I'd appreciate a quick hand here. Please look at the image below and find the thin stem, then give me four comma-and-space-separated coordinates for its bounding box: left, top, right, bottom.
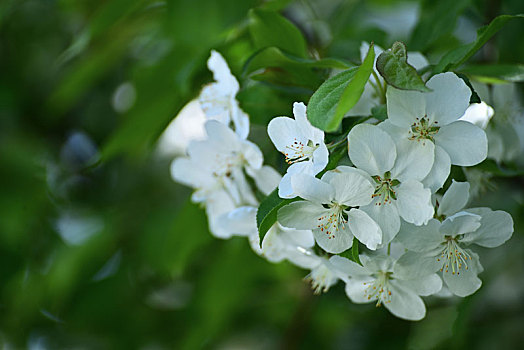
371, 70, 387, 104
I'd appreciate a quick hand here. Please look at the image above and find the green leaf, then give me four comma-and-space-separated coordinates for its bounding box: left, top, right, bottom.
244, 47, 350, 75
434, 14, 524, 73
334, 44, 375, 121
306, 68, 357, 131
339, 237, 361, 265
243, 47, 350, 89
371, 104, 387, 121
459, 64, 524, 83
352, 238, 361, 265
248, 9, 308, 58
376, 41, 431, 92
307, 44, 375, 132
256, 189, 296, 242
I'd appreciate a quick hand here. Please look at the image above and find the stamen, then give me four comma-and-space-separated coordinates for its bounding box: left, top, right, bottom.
316, 203, 347, 240
364, 271, 393, 306
372, 172, 400, 206
305, 263, 336, 294
408, 115, 440, 144
438, 237, 472, 275
284, 138, 319, 164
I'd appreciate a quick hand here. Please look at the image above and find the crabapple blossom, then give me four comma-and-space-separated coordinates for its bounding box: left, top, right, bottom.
343, 254, 442, 321
383, 72, 488, 192
199, 50, 250, 139
277, 169, 381, 253
171, 120, 262, 206
395, 209, 513, 296
347, 124, 434, 245
268, 102, 329, 198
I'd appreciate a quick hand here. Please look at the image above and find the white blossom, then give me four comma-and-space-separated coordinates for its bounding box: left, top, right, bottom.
199, 50, 250, 139
277, 168, 381, 253
303, 255, 356, 294
459, 101, 494, 130
261, 223, 316, 266
171, 120, 263, 205
384, 72, 488, 192
268, 102, 329, 198
343, 254, 442, 321
395, 210, 513, 297
347, 123, 434, 245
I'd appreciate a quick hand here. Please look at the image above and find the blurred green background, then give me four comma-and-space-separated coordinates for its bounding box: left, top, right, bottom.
1, 0, 523, 348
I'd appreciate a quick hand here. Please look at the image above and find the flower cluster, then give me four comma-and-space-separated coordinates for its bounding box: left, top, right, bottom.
168, 50, 515, 321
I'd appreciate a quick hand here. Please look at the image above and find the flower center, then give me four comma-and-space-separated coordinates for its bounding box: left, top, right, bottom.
211, 150, 246, 178
305, 262, 338, 294
408, 115, 439, 143
284, 138, 319, 164
316, 203, 347, 240
200, 84, 232, 115
437, 236, 471, 275
364, 271, 392, 306
372, 172, 400, 205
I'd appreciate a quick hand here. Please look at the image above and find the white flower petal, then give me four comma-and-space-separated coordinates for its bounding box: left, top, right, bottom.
394, 251, 442, 280
396, 179, 434, 225
425, 72, 470, 125
407, 52, 429, 70
462, 208, 514, 248
170, 158, 215, 190
442, 250, 482, 297
347, 124, 397, 176
459, 102, 494, 130
400, 274, 442, 296
360, 254, 394, 273
278, 172, 295, 198
437, 180, 470, 217
247, 165, 282, 195
278, 201, 327, 230
241, 139, 263, 170
293, 102, 324, 142
261, 224, 315, 265
313, 225, 354, 254
322, 171, 374, 207
421, 145, 451, 193
208, 50, 239, 94
231, 105, 250, 139
329, 256, 369, 278
214, 206, 258, 238
268, 117, 303, 154
440, 212, 481, 236
386, 281, 427, 321
434, 120, 488, 166
347, 208, 382, 250
386, 87, 426, 128
390, 134, 435, 182
345, 277, 376, 303
359, 200, 400, 247
378, 120, 435, 182
312, 143, 329, 174
395, 219, 443, 252
327, 165, 374, 185
261, 224, 287, 263
205, 190, 237, 238
291, 173, 335, 203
